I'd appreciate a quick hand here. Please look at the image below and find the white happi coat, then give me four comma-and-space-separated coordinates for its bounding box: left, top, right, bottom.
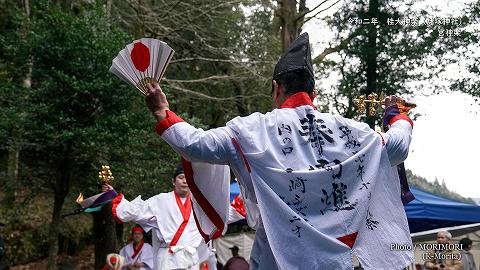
156, 92, 415, 270
119, 242, 154, 270
113, 191, 216, 270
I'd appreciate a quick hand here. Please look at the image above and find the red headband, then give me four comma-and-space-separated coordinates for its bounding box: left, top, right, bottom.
131, 226, 144, 234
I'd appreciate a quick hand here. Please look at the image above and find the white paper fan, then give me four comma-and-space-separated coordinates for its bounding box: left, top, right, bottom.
106, 253, 125, 270
109, 38, 174, 95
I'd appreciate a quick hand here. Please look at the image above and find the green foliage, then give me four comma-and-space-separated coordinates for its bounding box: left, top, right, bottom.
110, 0, 279, 123
0, 197, 51, 264
1, 1, 266, 264
0, 3, 30, 150
0, 191, 93, 265
450, 0, 480, 100
0, 1, 201, 265
316, 0, 472, 122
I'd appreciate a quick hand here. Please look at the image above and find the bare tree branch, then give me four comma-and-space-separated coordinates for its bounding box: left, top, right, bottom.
166, 83, 270, 101
170, 57, 275, 65
112, 0, 274, 107
313, 27, 361, 63
303, 0, 342, 24
295, 0, 330, 22
164, 75, 229, 83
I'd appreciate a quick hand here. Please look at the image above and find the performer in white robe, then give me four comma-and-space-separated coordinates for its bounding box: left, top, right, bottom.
119, 226, 154, 270
143, 33, 416, 270
107, 165, 218, 270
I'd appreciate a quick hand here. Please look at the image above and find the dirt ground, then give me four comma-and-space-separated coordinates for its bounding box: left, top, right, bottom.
9, 245, 95, 270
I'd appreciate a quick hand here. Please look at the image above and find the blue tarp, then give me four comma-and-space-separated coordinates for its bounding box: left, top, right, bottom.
406, 187, 480, 232
229, 182, 480, 233
230, 181, 241, 201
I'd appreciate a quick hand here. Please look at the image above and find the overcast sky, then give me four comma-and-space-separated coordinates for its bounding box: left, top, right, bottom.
303, 0, 480, 198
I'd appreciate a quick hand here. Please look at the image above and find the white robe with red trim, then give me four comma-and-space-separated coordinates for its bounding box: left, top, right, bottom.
119, 242, 154, 270
113, 191, 216, 270
157, 93, 414, 270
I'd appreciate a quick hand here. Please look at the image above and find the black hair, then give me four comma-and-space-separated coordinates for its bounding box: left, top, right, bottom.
273, 69, 315, 96
173, 163, 184, 179
459, 238, 472, 249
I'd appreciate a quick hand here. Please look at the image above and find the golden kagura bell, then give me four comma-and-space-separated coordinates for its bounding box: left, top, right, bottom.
98, 165, 114, 185
353, 92, 417, 116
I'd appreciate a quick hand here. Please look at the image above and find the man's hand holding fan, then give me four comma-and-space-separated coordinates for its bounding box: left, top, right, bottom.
145, 82, 169, 121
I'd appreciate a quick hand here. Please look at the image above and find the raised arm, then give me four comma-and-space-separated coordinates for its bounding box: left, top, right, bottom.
102, 184, 157, 229
145, 83, 232, 164
381, 96, 414, 166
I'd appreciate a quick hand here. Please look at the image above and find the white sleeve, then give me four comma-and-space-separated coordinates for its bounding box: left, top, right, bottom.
119, 246, 129, 269
382, 120, 413, 166
157, 111, 234, 241
140, 244, 154, 270
114, 195, 158, 231
119, 246, 127, 258
161, 122, 233, 164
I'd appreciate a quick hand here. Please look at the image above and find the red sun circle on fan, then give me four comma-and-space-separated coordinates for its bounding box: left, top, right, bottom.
130, 42, 150, 72
109, 256, 118, 265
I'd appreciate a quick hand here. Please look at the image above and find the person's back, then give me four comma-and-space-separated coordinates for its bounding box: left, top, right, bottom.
222, 93, 413, 269
153, 92, 413, 270
144, 33, 414, 270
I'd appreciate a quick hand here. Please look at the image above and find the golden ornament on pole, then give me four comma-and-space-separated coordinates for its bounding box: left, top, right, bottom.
353, 92, 384, 117
98, 165, 114, 185
354, 92, 417, 116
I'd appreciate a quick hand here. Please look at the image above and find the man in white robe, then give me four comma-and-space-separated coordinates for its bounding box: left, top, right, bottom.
144, 33, 416, 270
106, 165, 218, 270
119, 226, 154, 270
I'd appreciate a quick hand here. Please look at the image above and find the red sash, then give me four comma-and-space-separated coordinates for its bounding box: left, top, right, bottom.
168, 192, 192, 253
131, 239, 144, 259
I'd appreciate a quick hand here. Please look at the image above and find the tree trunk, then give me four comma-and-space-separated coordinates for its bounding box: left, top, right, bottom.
364, 0, 379, 129
233, 82, 248, 116
116, 222, 124, 248
23, 0, 30, 16
297, 0, 307, 35
4, 0, 32, 205
5, 146, 19, 202
46, 192, 66, 270
277, 0, 299, 51
22, 0, 31, 89
93, 202, 118, 270
47, 153, 72, 270
4, 0, 31, 205
2, 146, 20, 207
106, 0, 112, 17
